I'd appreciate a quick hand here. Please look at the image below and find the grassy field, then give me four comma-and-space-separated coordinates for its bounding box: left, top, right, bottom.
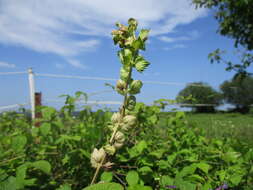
185, 113, 253, 146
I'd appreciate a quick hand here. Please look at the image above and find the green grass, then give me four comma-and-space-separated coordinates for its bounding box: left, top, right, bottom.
185, 113, 253, 146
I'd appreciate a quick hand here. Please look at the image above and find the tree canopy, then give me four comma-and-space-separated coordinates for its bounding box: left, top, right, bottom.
176, 82, 222, 112
193, 0, 253, 75
220, 75, 253, 113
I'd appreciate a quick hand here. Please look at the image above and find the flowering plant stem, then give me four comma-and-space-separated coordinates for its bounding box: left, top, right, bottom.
90, 67, 132, 185
89, 18, 150, 185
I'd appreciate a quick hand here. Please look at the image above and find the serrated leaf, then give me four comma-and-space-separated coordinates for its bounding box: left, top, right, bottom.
161, 176, 174, 187
126, 171, 139, 186
195, 162, 210, 174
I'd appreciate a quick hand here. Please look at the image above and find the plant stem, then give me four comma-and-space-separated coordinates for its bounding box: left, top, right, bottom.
90, 66, 133, 185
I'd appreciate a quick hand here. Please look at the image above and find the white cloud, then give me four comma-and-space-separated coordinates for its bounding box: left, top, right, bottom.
0, 61, 16, 68
0, 0, 207, 58
67, 59, 87, 69
163, 44, 187, 50
158, 30, 200, 43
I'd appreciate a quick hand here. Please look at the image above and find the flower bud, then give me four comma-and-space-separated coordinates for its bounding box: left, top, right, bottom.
113, 142, 124, 149
128, 18, 138, 27
91, 148, 106, 168
116, 79, 126, 95
129, 80, 143, 94
111, 112, 121, 123
115, 131, 125, 143
104, 144, 116, 155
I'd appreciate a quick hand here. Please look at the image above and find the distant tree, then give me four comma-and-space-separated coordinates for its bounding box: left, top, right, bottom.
220, 76, 253, 113
193, 0, 253, 76
176, 82, 222, 113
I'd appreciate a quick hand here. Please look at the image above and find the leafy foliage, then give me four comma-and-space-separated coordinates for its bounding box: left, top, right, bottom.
220, 75, 253, 113
176, 82, 222, 112
193, 0, 253, 75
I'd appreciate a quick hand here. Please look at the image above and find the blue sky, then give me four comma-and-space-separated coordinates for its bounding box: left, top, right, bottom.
0, 0, 250, 110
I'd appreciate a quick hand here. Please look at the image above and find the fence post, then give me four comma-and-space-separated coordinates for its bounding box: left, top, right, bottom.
35, 92, 42, 127
28, 68, 36, 121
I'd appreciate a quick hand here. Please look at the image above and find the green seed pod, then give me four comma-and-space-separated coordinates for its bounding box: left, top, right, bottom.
113, 142, 124, 149
104, 144, 116, 155
115, 131, 125, 143
111, 112, 121, 123
116, 79, 126, 95
122, 115, 137, 131
120, 67, 129, 81
90, 148, 106, 168
129, 80, 143, 94
126, 95, 136, 110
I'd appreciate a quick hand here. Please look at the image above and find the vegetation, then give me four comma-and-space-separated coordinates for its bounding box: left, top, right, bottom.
220, 75, 253, 113
176, 82, 222, 113
1, 18, 253, 190
193, 0, 253, 76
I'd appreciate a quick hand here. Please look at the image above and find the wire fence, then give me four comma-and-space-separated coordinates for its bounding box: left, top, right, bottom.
0, 69, 252, 115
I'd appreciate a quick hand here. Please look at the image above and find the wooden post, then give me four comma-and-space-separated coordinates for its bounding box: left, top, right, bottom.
35, 92, 42, 127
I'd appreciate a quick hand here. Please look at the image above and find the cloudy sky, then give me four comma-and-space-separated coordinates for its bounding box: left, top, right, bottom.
0, 0, 243, 109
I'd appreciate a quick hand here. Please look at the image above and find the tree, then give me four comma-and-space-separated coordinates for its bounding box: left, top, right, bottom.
176, 82, 222, 113
193, 0, 253, 76
220, 75, 253, 113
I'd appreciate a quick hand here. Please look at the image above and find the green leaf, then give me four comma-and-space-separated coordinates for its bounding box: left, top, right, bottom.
128, 140, 148, 158
149, 149, 166, 159
177, 165, 197, 178
161, 176, 174, 187
56, 184, 72, 190
216, 170, 226, 181
101, 172, 113, 182
31, 160, 51, 174
138, 166, 152, 174
132, 38, 145, 50
127, 185, 152, 190
126, 171, 139, 186
40, 123, 51, 136
82, 183, 123, 190
202, 183, 212, 190
222, 151, 241, 163
11, 135, 27, 152
230, 174, 243, 186
195, 162, 210, 174
134, 56, 150, 72
42, 107, 56, 120
0, 176, 17, 190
